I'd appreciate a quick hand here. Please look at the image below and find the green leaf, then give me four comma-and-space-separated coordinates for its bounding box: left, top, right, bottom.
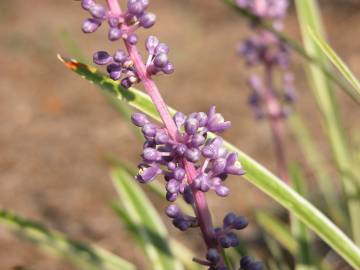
295, 0, 360, 246
59, 56, 360, 269
112, 203, 200, 270
289, 114, 346, 227
0, 208, 136, 270
308, 28, 360, 99
256, 211, 298, 254
105, 153, 193, 216
290, 165, 315, 269
111, 167, 184, 270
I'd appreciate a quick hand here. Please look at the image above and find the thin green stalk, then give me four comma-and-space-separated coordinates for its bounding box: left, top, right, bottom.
295, 0, 360, 245
289, 114, 346, 227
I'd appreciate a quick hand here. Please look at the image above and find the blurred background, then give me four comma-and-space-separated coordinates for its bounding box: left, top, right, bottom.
1, 0, 360, 269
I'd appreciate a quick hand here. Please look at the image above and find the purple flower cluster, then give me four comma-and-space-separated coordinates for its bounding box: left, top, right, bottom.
92, 35, 173, 88
81, 0, 155, 41
80, 0, 173, 88
131, 106, 244, 201
79, 1, 262, 268
236, 0, 288, 21
236, 0, 295, 119
132, 107, 255, 268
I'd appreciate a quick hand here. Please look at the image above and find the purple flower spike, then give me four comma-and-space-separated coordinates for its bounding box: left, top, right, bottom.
78, 0, 255, 267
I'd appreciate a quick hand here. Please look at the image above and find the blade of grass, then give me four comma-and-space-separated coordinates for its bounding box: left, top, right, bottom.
295, 0, 360, 245
111, 167, 184, 270
0, 208, 136, 270
256, 211, 298, 254
290, 165, 315, 269
112, 203, 200, 270
105, 153, 193, 215
308, 28, 360, 99
59, 30, 88, 64
59, 56, 360, 268
289, 113, 346, 227
263, 234, 291, 270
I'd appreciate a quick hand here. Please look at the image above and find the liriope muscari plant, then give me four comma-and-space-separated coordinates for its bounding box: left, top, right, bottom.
80, 0, 262, 269
236, 0, 294, 182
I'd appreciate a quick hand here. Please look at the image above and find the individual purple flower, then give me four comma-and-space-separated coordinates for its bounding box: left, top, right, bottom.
240, 256, 264, 270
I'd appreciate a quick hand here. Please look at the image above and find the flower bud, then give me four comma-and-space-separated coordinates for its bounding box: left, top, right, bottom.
93, 51, 112, 65
139, 12, 156, 28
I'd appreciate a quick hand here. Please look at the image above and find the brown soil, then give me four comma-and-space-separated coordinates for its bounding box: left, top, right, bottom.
0, 1, 359, 269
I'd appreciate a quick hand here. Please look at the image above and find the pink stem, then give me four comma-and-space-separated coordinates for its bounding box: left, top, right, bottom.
106, 0, 225, 264
264, 64, 289, 184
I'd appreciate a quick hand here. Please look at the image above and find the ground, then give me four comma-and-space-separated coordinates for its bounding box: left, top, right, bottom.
0, 0, 359, 269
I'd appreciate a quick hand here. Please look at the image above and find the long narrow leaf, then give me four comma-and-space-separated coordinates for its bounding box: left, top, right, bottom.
111, 167, 184, 270
112, 203, 200, 270
295, 0, 360, 245
289, 114, 345, 227
105, 153, 193, 215
59, 56, 360, 268
0, 208, 136, 270
256, 211, 298, 254
308, 28, 360, 99
290, 165, 315, 269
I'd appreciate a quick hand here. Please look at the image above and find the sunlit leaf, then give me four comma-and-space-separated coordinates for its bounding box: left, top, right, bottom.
59, 56, 360, 269
0, 208, 136, 270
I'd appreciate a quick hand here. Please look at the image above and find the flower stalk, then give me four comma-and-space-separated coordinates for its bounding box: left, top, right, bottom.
106, 0, 224, 264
